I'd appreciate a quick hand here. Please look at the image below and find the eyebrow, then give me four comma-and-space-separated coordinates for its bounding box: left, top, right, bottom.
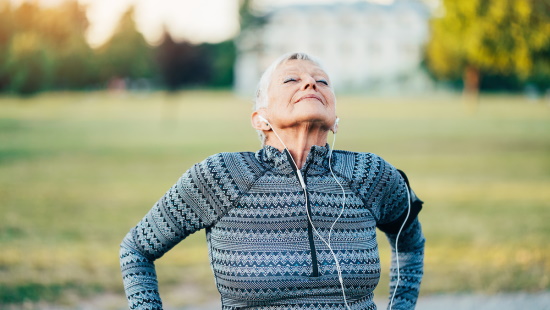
281, 70, 329, 78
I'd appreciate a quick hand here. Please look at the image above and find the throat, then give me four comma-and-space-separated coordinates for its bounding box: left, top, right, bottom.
264, 123, 329, 169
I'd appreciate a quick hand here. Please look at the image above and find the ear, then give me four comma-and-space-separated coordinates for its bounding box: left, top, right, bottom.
331, 116, 339, 134
251, 110, 270, 131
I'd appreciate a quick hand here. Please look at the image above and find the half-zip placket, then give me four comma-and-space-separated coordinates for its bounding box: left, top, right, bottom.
285, 150, 320, 277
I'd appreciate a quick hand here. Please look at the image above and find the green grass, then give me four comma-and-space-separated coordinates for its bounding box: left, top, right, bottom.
0, 91, 549, 306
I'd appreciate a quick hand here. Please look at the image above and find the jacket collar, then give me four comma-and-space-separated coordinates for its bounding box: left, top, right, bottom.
255, 144, 331, 175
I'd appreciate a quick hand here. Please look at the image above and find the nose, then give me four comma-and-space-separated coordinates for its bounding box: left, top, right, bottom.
301, 75, 317, 91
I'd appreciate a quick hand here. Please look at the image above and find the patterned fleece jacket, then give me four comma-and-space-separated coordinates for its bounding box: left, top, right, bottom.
120, 145, 425, 310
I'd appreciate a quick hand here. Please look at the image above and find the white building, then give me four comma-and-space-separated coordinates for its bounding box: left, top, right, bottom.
234, 0, 432, 95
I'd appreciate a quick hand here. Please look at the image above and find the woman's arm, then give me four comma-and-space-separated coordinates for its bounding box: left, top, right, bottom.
120, 230, 163, 309
376, 167, 425, 309
385, 218, 425, 309
119, 162, 222, 310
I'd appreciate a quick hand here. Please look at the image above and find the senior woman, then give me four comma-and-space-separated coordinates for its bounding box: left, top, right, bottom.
120, 52, 425, 310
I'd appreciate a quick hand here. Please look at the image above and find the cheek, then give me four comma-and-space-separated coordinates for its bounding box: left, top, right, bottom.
269, 96, 289, 112
324, 91, 336, 109
266, 94, 292, 121
269, 85, 294, 105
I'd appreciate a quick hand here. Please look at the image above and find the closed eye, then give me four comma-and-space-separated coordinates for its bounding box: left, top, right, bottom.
317, 79, 329, 86
284, 78, 297, 83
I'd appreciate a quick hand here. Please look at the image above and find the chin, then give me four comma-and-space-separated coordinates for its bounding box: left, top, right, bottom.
293, 113, 333, 128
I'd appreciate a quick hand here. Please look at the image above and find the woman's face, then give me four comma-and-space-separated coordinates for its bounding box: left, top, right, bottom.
264, 59, 336, 130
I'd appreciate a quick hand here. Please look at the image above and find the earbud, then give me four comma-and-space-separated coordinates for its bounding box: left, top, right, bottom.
257, 112, 350, 309
332, 117, 340, 133
258, 115, 269, 124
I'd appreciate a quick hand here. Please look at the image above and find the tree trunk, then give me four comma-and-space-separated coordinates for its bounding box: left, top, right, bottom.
463, 65, 480, 112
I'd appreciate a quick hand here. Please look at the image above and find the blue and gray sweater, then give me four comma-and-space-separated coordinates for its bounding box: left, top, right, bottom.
120, 145, 425, 309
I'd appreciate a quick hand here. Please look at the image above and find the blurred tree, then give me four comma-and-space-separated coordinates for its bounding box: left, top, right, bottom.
4, 31, 56, 94
426, 0, 550, 97
159, 0, 260, 90
155, 33, 236, 90
529, 43, 550, 91
239, 0, 265, 30
0, 2, 15, 91
0, 1, 99, 94
0, 0, 238, 94
1, 3, 56, 94
155, 31, 210, 91
50, 1, 99, 89
96, 6, 156, 83
202, 40, 236, 87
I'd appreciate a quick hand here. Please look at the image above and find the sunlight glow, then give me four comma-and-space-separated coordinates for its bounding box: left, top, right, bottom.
79, 0, 240, 47
11, 0, 400, 47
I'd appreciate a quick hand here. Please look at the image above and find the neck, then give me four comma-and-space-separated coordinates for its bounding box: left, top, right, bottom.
265, 125, 328, 169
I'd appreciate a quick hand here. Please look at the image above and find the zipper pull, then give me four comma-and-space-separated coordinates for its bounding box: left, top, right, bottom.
297, 169, 306, 189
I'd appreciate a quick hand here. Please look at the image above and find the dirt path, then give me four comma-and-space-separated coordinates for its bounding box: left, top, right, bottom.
174, 292, 550, 310
414, 292, 550, 310
6, 291, 550, 309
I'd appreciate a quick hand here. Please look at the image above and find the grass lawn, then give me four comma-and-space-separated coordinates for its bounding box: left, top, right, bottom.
0, 90, 549, 307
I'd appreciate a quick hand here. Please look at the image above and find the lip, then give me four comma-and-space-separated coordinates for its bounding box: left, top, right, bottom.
296, 94, 323, 104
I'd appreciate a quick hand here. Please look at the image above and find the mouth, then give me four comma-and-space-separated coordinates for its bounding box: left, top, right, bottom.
296, 94, 323, 104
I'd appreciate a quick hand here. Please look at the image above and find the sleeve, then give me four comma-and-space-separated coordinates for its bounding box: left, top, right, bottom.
119, 158, 229, 310
376, 167, 425, 310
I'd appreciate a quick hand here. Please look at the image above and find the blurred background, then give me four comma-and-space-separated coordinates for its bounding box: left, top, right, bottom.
0, 0, 549, 309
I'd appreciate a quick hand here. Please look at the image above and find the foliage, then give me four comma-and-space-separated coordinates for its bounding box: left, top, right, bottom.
239, 0, 266, 30
0, 92, 549, 306
0, 1, 237, 95
95, 7, 156, 82
202, 40, 237, 88
155, 33, 236, 91
155, 33, 211, 91
425, 0, 550, 92
3, 31, 56, 94
0, 2, 93, 94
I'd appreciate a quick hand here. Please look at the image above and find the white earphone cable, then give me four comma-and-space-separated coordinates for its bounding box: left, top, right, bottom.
327, 131, 351, 310
389, 185, 411, 309
263, 118, 350, 309
328, 131, 346, 244
263, 118, 410, 310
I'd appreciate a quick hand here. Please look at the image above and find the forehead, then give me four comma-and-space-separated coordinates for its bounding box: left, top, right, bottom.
273, 59, 328, 77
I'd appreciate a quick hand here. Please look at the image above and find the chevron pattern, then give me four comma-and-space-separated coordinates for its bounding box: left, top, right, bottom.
120, 145, 424, 309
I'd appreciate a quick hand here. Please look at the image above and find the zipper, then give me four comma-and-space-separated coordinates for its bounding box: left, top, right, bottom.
301, 169, 320, 277
285, 150, 319, 277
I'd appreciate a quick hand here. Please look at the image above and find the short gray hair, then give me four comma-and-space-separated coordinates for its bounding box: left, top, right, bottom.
254, 52, 325, 112
253, 52, 328, 145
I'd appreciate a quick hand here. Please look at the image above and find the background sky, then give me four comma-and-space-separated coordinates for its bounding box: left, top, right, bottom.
10, 0, 401, 47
